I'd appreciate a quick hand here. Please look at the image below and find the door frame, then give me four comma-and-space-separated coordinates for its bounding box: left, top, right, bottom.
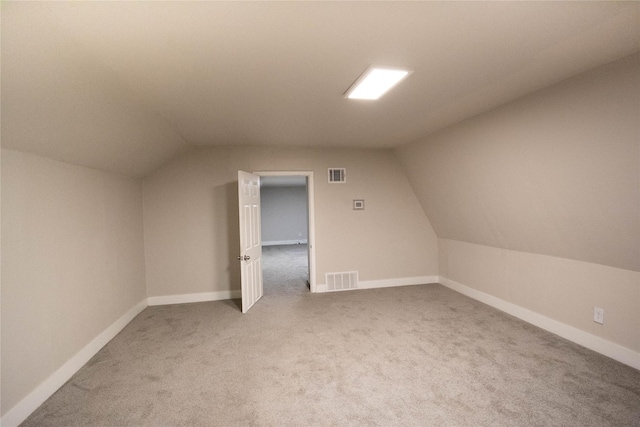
254, 171, 317, 293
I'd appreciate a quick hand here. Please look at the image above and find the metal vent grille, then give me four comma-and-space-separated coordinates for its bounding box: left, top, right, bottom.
326, 271, 358, 291
328, 168, 346, 183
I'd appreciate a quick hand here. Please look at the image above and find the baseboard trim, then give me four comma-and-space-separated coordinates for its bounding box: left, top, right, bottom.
315, 275, 438, 293
262, 240, 308, 246
440, 276, 640, 371
359, 275, 439, 290
147, 290, 241, 306
1, 299, 148, 427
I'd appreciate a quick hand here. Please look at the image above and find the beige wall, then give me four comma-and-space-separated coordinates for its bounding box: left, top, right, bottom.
143, 146, 438, 297
1, 149, 147, 415
397, 53, 639, 272
440, 239, 640, 352
397, 54, 639, 353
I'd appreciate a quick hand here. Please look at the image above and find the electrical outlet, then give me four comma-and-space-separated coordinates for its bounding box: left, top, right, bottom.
593, 307, 604, 325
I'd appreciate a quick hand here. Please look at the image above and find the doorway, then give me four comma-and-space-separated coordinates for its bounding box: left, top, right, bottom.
256, 171, 316, 294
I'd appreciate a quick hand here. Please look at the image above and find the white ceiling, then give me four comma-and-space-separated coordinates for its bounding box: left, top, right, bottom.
2, 1, 639, 177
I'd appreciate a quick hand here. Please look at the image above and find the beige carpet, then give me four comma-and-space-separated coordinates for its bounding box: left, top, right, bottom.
21, 246, 640, 426
262, 243, 310, 295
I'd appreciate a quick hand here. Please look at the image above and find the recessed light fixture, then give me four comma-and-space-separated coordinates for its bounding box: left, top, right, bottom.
344, 66, 413, 100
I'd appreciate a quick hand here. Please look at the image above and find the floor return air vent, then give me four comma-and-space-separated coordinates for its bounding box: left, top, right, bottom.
325, 271, 358, 291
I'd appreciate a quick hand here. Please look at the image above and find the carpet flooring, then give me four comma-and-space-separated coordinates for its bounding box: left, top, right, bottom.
20, 245, 640, 426
262, 244, 310, 295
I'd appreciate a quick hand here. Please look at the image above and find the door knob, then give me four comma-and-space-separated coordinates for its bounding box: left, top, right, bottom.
237, 255, 250, 261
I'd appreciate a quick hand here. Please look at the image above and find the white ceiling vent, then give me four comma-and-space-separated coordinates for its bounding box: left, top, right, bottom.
328, 168, 346, 183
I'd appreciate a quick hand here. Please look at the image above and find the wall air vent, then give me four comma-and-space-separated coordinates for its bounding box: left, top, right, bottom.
326, 271, 358, 291
328, 168, 346, 183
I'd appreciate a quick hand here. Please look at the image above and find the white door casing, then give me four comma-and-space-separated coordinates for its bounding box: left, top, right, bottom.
238, 171, 263, 313
254, 171, 316, 293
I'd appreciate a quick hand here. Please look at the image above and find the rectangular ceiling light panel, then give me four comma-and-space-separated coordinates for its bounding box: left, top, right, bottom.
345, 66, 413, 100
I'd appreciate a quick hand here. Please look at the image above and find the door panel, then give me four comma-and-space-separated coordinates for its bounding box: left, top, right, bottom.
238, 171, 263, 313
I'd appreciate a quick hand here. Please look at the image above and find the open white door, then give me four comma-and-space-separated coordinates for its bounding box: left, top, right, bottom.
238, 171, 263, 313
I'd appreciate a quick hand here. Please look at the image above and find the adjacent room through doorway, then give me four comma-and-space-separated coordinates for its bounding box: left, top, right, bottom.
259, 175, 310, 295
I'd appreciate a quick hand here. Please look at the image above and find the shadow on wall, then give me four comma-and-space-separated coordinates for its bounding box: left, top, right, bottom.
212, 182, 241, 296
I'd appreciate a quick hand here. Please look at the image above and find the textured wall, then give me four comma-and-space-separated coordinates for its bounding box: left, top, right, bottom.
142, 146, 438, 297
1, 150, 147, 415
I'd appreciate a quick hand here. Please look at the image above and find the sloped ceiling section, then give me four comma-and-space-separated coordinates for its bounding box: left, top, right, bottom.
1, 3, 190, 178
2, 2, 639, 178
397, 54, 640, 272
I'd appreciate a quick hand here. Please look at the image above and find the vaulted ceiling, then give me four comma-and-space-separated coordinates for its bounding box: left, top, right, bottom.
2, 1, 639, 177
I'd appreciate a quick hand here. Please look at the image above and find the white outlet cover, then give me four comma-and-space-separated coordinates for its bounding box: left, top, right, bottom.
593, 307, 604, 324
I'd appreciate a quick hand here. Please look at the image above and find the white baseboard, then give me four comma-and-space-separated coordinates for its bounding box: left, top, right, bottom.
314, 275, 438, 293
359, 275, 439, 289
440, 276, 640, 371
147, 290, 241, 306
1, 299, 148, 427
262, 240, 308, 247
